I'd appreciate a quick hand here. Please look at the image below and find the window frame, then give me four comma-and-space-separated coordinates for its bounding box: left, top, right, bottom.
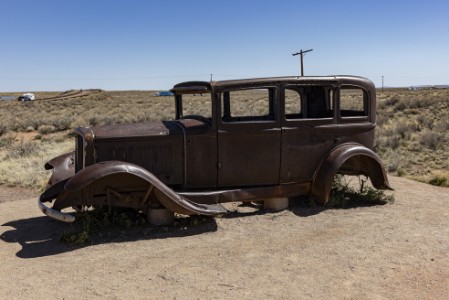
337, 84, 370, 123
282, 84, 336, 125
219, 86, 278, 124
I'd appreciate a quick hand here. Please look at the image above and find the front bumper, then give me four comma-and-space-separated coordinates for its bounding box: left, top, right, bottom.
38, 194, 75, 223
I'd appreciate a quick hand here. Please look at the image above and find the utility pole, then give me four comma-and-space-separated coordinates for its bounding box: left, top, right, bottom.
210, 74, 213, 82
292, 49, 313, 76
382, 75, 384, 93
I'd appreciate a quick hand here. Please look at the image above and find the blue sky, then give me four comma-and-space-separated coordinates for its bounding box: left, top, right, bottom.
1, 0, 448, 91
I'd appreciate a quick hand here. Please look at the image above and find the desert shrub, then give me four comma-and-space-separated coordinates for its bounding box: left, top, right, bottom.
6, 120, 19, 132
385, 135, 400, 149
101, 116, 117, 126
376, 114, 388, 126
29, 119, 46, 132
89, 116, 99, 127
419, 130, 440, 150
0, 123, 7, 136
394, 121, 413, 139
60, 207, 147, 245
326, 175, 394, 208
0, 135, 14, 148
396, 168, 405, 177
394, 99, 407, 112
52, 118, 73, 131
5, 138, 37, 158
38, 125, 56, 135
384, 96, 400, 107
387, 158, 399, 173
435, 120, 449, 131
405, 108, 420, 115
416, 115, 434, 130
428, 175, 448, 187
407, 97, 433, 109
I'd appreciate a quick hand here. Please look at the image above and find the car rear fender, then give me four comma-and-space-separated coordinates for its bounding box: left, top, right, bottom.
310, 143, 392, 204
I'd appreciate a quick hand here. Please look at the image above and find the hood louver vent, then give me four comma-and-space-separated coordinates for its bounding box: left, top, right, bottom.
96, 144, 174, 176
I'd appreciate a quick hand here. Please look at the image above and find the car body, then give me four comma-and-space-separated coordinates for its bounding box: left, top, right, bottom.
17, 93, 35, 101
39, 75, 391, 223
154, 91, 174, 96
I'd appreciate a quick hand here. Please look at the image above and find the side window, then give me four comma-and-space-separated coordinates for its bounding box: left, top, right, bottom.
304, 86, 333, 118
222, 88, 275, 122
285, 88, 303, 119
340, 87, 368, 117
285, 85, 333, 119
181, 93, 212, 118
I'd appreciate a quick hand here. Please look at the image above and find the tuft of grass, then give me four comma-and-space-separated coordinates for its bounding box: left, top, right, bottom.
60, 207, 148, 245
326, 175, 394, 208
0, 137, 73, 188
0, 123, 7, 136
60, 206, 213, 245
428, 175, 448, 187
5, 138, 37, 158
38, 125, 56, 135
375, 88, 449, 183
419, 130, 441, 150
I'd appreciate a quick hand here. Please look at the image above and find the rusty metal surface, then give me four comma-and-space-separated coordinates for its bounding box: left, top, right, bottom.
44, 152, 75, 189
39, 75, 391, 222
92, 121, 175, 139
60, 161, 227, 215
310, 142, 392, 204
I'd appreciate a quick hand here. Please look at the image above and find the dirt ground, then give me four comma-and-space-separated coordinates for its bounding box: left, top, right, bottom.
0, 176, 448, 299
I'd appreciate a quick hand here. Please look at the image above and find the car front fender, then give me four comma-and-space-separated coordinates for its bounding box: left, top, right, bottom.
38, 161, 227, 223
44, 152, 75, 190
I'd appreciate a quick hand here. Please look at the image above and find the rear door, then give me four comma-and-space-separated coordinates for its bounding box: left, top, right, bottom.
280, 83, 338, 183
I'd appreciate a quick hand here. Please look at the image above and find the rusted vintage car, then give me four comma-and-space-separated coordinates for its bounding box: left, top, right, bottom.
39, 76, 391, 224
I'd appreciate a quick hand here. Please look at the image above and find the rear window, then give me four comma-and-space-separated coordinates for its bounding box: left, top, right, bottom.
340, 87, 368, 117
284, 85, 333, 119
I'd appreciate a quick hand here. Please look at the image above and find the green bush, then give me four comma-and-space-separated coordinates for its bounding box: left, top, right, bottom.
60, 207, 148, 245
326, 175, 394, 208
429, 175, 448, 187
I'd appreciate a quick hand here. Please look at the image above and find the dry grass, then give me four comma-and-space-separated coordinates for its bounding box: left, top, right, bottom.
1, 87, 448, 189
375, 88, 449, 186
0, 132, 73, 189
0, 91, 176, 190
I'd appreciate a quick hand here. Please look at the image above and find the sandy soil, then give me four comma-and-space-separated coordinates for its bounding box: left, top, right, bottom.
0, 176, 448, 299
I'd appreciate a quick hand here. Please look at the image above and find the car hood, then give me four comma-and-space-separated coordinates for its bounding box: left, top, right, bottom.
91, 121, 182, 140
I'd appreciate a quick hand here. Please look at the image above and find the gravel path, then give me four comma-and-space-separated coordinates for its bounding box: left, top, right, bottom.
0, 176, 448, 299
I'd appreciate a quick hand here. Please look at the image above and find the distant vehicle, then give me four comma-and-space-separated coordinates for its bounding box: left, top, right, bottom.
154, 91, 174, 96
17, 93, 35, 101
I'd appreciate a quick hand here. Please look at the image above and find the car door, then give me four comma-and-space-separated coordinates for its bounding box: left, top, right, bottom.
217, 86, 281, 187
280, 83, 338, 183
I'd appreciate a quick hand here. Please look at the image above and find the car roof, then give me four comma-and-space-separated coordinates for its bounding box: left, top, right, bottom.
171, 75, 374, 94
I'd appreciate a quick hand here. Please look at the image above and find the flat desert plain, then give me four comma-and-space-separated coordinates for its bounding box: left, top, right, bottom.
0, 176, 448, 299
